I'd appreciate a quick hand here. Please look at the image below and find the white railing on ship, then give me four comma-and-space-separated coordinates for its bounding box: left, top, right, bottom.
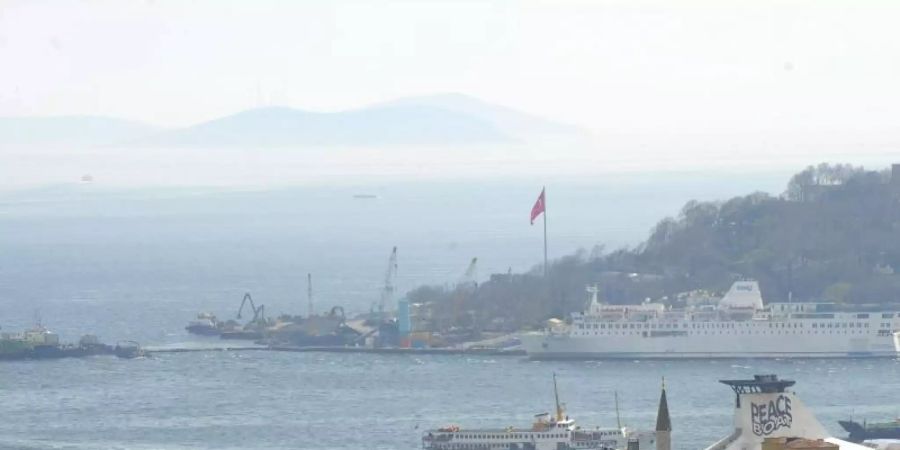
703, 428, 742, 450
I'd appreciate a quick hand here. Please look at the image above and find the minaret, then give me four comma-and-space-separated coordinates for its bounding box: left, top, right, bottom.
656, 378, 672, 450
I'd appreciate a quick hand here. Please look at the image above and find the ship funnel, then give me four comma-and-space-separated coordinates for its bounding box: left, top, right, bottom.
720, 280, 764, 310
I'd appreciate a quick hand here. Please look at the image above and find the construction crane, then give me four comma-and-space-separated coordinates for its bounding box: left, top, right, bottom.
376, 246, 398, 318
458, 257, 478, 289
450, 257, 479, 329
237, 292, 265, 324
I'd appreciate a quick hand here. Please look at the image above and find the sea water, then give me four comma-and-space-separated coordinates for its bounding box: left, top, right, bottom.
0, 354, 898, 449
5, 176, 892, 450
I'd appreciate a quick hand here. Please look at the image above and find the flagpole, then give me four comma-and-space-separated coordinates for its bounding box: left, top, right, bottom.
543, 186, 548, 278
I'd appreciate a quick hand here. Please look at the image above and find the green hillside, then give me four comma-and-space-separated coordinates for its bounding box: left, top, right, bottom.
407, 163, 900, 331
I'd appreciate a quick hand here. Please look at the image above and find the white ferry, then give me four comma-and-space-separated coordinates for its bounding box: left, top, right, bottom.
521, 280, 900, 359
421, 375, 661, 450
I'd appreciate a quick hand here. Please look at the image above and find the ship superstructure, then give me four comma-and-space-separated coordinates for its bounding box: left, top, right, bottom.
522, 280, 900, 359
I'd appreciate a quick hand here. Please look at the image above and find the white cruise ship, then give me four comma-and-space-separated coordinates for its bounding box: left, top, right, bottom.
521, 280, 900, 359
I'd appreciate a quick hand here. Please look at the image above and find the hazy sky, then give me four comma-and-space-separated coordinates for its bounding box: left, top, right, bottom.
3, 0, 900, 133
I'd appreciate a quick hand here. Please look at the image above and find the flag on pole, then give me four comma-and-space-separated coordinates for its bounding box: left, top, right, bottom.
530, 188, 545, 225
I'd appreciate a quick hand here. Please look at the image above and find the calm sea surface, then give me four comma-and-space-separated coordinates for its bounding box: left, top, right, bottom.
1, 354, 898, 450
5, 176, 895, 450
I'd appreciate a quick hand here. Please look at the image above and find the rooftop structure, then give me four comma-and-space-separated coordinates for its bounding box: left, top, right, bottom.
705, 374, 871, 450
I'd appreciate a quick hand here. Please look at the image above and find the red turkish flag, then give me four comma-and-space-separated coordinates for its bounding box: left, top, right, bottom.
530, 188, 545, 225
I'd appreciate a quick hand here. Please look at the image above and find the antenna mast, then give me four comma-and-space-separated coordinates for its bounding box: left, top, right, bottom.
553, 372, 563, 422
307, 273, 314, 317
615, 390, 622, 429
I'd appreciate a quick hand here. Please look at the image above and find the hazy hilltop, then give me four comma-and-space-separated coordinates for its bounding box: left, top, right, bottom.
0, 94, 586, 150
0, 116, 158, 148
137, 104, 506, 148
409, 163, 900, 331
374, 93, 585, 138
134, 93, 586, 148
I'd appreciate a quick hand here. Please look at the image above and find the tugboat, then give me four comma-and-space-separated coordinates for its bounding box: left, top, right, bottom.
185, 312, 222, 336
421, 374, 660, 450
838, 419, 900, 443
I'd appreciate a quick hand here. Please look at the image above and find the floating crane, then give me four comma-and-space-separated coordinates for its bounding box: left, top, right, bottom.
375, 246, 398, 319
236, 292, 265, 325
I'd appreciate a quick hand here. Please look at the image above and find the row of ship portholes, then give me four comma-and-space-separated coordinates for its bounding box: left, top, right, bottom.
434, 444, 534, 450
576, 321, 885, 330
454, 434, 567, 440
575, 329, 879, 337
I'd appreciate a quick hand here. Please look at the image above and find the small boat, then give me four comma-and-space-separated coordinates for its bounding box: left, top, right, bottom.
114, 341, 145, 359
839, 419, 900, 442
185, 312, 222, 336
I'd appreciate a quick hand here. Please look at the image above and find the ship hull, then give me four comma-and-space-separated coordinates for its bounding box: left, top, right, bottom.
186, 325, 221, 336
0, 345, 113, 361
838, 420, 900, 442
521, 332, 900, 360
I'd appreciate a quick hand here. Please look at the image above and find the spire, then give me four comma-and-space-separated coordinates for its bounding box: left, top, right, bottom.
656, 378, 672, 432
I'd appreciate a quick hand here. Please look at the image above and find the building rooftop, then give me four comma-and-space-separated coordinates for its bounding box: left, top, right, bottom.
719, 374, 796, 395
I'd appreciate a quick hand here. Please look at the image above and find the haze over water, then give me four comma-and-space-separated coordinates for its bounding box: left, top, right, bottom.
5, 1, 900, 449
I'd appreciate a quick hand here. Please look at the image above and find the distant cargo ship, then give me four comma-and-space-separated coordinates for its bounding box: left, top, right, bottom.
522, 280, 900, 359
0, 326, 112, 360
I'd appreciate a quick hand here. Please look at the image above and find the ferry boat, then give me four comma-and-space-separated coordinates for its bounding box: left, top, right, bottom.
421, 374, 661, 450
705, 374, 870, 450
521, 280, 900, 359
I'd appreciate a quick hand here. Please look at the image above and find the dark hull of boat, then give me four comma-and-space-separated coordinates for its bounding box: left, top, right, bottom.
839, 420, 900, 442
0, 345, 113, 361
220, 330, 263, 340
186, 325, 221, 336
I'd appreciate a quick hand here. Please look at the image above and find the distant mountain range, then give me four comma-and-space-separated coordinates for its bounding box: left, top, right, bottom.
1, 93, 586, 149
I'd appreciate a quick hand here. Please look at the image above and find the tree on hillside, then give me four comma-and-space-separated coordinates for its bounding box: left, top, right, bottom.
404, 163, 900, 331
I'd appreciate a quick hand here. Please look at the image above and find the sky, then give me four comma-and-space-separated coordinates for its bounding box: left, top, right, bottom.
3, 0, 900, 134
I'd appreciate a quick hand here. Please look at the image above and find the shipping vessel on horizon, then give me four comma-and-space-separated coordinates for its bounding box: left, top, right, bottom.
522, 280, 900, 359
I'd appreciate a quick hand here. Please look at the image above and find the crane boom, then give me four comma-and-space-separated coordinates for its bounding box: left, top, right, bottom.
459, 257, 478, 286
237, 292, 265, 322
378, 246, 398, 316
237, 292, 255, 319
